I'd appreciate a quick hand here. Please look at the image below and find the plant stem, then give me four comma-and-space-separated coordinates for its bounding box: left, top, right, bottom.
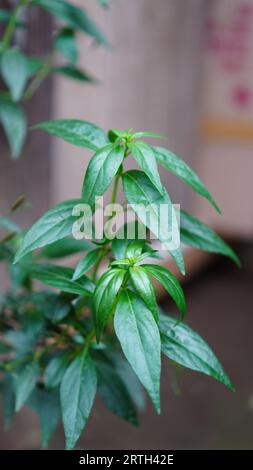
111, 171, 121, 205
23, 58, 52, 101
2, 0, 29, 50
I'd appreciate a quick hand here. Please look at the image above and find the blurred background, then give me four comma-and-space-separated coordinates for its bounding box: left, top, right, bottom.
0, 0, 253, 449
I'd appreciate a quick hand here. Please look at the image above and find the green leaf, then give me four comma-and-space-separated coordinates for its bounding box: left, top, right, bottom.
26, 264, 95, 296
39, 238, 92, 259
97, 0, 109, 8
34, 291, 72, 323
28, 387, 61, 448
33, 119, 108, 151
96, 358, 138, 425
1, 48, 30, 102
82, 144, 125, 209
142, 264, 186, 318
34, 0, 109, 46
129, 266, 158, 321
94, 268, 126, 340
159, 313, 234, 390
54, 28, 78, 64
114, 290, 161, 412
125, 240, 145, 260
154, 146, 220, 213
180, 211, 240, 267
133, 131, 166, 140
103, 350, 146, 411
72, 248, 100, 280
0, 216, 20, 233
1, 374, 15, 430
122, 170, 185, 275
15, 362, 40, 412
0, 100, 27, 159
26, 56, 43, 77
60, 351, 97, 449
0, 9, 25, 27
129, 141, 163, 194
54, 65, 96, 83
14, 199, 81, 263
44, 352, 70, 389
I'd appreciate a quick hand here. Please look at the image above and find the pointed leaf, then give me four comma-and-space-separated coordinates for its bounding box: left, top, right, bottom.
114, 290, 161, 412
44, 352, 70, 389
39, 238, 92, 259
94, 268, 126, 340
15, 362, 40, 412
142, 264, 186, 317
159, 313, 234, 390
181, 211, 240, 267
14, 199, 81, 263
129, 266, 158, 321
154, 146, 220, 213
82, 144, 125, 209
54, 28, 78, 64
0, 100, 27, 159
133, 131, 166, 140
129, 141, 163, 194
34, 0, 109, 46
122, 170, 185, 274
96, 358, 138, 425
54, 65, 96, 83
28, 388, 61, 448
33, 120, 108, 151
26, 264, 95, 296
60, 351, 97, 449
1, 48, 30, 101
72, 249, 100, 280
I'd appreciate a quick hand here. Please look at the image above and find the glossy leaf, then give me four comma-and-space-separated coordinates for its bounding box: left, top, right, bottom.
82, 144, 125, 209
154, 146, 220, 213
96, 358, 138, 425
180, 211, 240, 267
73, 249, 100, 280
114, 290, 161, 412
33, 120, 108, 151
125, 240, 145, 260
94, 268, 126, 340
39, 238, 92, 259
159, 313, 234, 390
15, 362, 40, 412
60, 351, 97, 449
34, 0, 109, 46
26, 264, 95, 296
1, 48, 30, 102
142, 264, 186, 318
133, 131, 166, 140
129, 266, 158, 321
54, 28, 78, 64
14, 199, 81, 263
0, 100, 27, 159
129, 141, 163, 194
122, 170, 185, 274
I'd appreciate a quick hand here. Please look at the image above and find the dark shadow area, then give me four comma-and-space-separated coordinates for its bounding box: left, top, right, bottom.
0, 242, 252, 449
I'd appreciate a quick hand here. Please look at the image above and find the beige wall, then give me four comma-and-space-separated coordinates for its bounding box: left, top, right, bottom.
51, 0, 205, 208
51, 0, 253, 238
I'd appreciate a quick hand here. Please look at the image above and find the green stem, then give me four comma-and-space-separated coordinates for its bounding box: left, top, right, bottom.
2, 0, 29, 50
23, 58, 52, 101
